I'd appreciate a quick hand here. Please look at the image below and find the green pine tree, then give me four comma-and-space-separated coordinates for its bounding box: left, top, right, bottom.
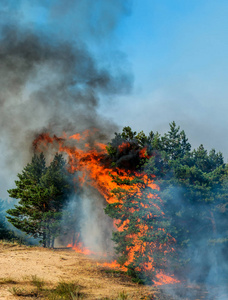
7, 153, 71, 247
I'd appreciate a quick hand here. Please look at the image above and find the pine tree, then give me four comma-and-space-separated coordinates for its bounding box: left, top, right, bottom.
7, 153, 71, 247
105, 174, 176, 283
105, 123, 228, 283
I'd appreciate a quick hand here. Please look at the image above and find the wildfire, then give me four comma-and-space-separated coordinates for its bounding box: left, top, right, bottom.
33, 129, 180, 286
97, 260, 126, 271
67, 242, 94, 255
67, 234, 95, 255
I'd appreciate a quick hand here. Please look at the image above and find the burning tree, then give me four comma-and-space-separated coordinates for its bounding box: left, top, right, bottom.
105, 123, 228, 284
7, 153, 72, 247
105, 173, 176, 284
8, 122, 228, 285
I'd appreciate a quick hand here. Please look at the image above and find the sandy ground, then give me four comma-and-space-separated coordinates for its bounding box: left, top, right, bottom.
0, 242, 158, 299
0, 242, 226, 300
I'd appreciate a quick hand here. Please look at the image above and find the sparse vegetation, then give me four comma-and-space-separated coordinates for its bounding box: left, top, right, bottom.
0, 277, 17, 284
30, 274, 45, 291
9, 286, 40, 297
7, 276, 84, 299
47, 280, 83, 299
117, 291, 128, 300
9, 287, 24, 296
101, 292, 130, 300
0, 240, 19, 247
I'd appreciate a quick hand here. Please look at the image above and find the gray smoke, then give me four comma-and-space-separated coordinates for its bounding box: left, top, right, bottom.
0, 1, 132, 198
0, 0, 132, 258
59, 185, 114, 254
158, 184, 228, 299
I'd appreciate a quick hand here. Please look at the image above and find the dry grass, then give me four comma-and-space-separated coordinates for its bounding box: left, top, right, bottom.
0, 242, 170, 299
30, 275, 45, 291
2, 242, 224, 299
46, 280, 83, 299
0, 240, 20, 247
0, 277, 17, 284
8, 277, 84, 299
9, 286, 40, 298
7, 280, 132, 300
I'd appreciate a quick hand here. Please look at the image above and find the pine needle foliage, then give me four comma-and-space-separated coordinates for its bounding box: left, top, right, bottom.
105, 122, 228, 283
7, 153, 72, 247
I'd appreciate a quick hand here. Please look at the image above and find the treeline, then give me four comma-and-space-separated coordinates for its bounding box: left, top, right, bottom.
2, 122, 228, 284
105, 122, 228, 283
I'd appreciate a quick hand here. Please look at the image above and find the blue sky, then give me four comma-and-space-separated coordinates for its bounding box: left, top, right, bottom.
119, 0, 228, 91
99, 0, 228, 156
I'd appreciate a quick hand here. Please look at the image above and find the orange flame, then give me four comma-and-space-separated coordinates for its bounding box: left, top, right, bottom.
67, 242, 94, 255
118, 142, 131, 153
66, 233, 95, 255
33, 129, 180, 285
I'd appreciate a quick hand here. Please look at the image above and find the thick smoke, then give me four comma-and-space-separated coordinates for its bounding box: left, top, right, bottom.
0, 1, 132, 257
0, 1, 132, 198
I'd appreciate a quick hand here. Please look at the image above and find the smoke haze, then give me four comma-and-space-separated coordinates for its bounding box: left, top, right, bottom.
0, 0, 132, 199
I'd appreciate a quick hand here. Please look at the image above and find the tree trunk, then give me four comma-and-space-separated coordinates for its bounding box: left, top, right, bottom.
51, 236, 55, 248
43, 231, 46, 248
46, 223, 50, 248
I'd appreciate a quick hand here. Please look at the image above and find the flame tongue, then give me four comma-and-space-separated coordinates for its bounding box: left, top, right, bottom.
67, 234, 95, 255
33, 130, 180, 285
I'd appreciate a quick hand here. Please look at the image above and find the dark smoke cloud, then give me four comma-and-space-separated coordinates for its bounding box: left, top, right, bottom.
0, 1, 133, 198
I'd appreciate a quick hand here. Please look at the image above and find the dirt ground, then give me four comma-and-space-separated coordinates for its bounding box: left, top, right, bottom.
0, 242, 226, 300
0, 242, 161, 299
